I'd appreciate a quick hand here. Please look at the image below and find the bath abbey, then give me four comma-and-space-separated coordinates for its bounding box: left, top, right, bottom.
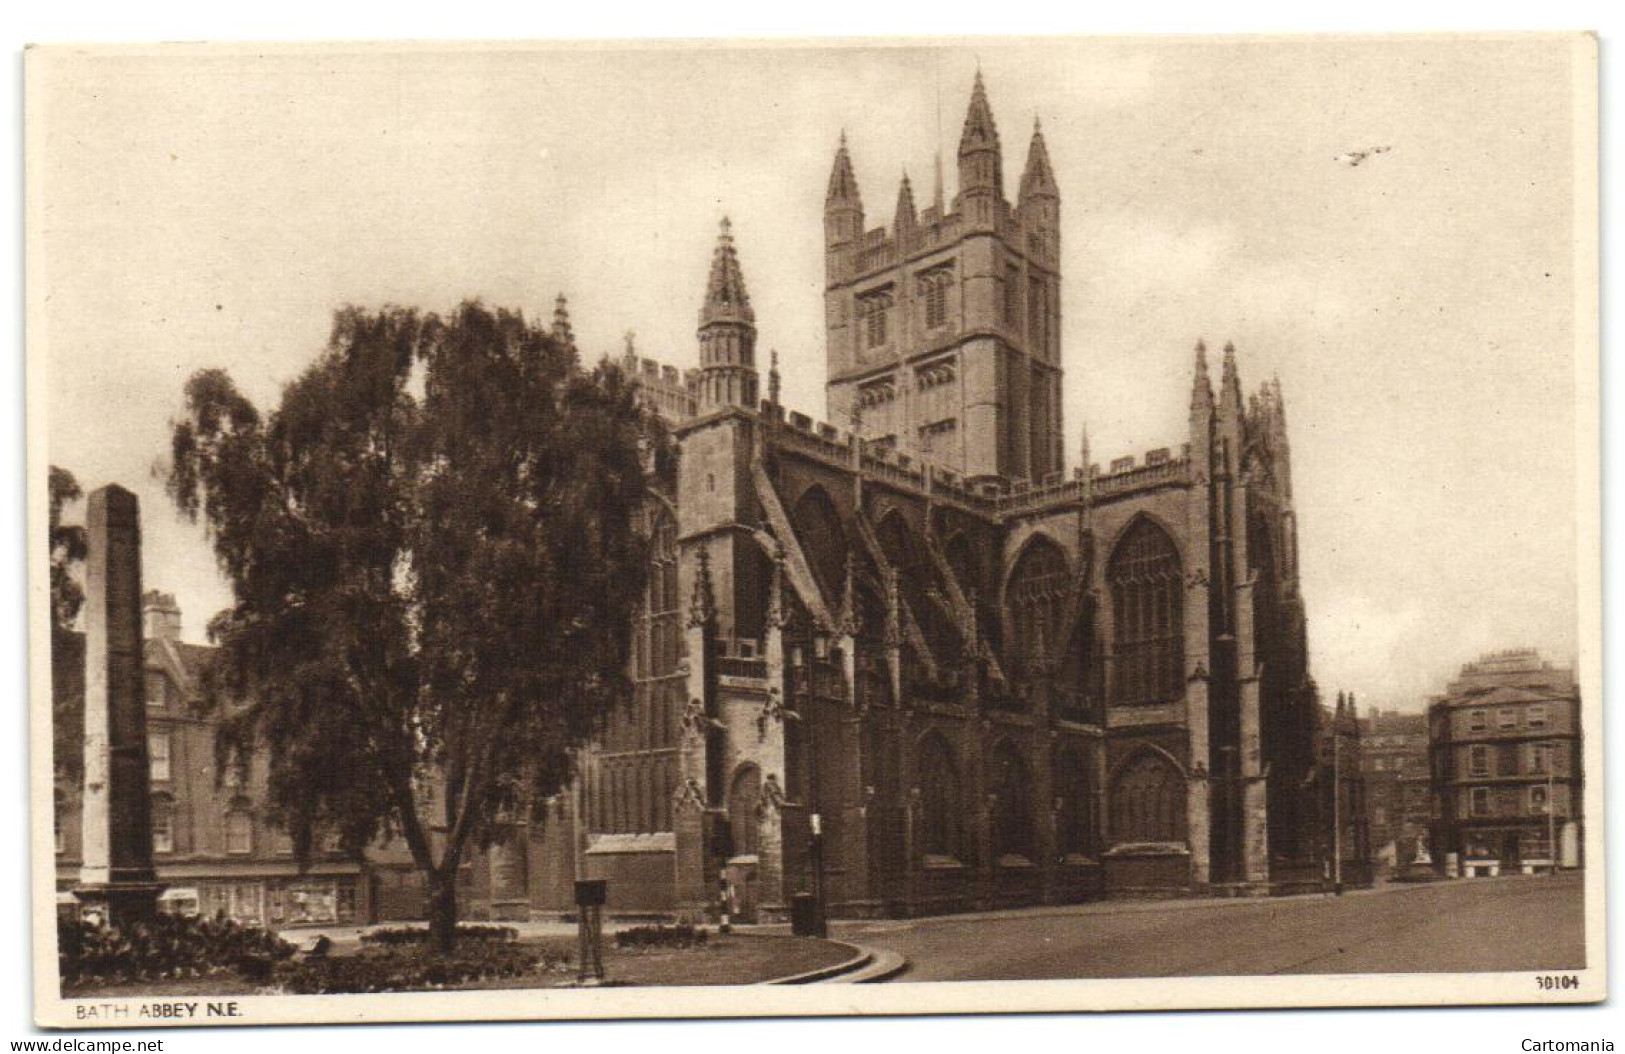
55, 74, 1334, 926
523, 72, 1327, 920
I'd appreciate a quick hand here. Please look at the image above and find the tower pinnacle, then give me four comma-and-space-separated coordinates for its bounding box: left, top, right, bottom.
697, 216, 758, 411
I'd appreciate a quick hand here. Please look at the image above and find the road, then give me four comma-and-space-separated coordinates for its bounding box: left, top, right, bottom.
830, 872, 1587, 981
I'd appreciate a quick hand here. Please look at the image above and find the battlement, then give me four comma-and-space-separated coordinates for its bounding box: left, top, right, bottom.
620, 350, 699, 422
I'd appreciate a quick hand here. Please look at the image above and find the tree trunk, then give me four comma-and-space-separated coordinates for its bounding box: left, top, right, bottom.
427, 867, 459, 955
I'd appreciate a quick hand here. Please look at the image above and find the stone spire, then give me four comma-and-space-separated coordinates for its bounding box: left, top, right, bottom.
1018, 115, 1058, 203
1219, 340, 1244, 416
894, 170, 917, 238
697, 217, 759, 411
956, 70, 1004, 212
1191, 339, 1215, 412
700, 217, 754, 328
551, 293, 574, 349
768, 348, 781, 408
824, 131, 864, 248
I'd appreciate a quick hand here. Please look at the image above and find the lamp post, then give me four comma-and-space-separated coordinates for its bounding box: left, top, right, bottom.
1545, 742, 1558, 875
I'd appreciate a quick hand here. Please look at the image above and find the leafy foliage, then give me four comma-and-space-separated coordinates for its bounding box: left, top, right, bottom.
165, 301, 668, 948
59, 913, 295, 988
360, 923, 517, 946
614, 922, 710, 949
272, 940, 564, 994
49, 466, 87, 782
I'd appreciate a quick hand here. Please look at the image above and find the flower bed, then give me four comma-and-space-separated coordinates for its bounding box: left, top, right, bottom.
59, 914, 295, 988
614, 922, 709, 950
273, 940, 566, 994
360, 924, 518, 946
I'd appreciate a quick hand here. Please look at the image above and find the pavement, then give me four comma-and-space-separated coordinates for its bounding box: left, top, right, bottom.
822, 871, 1587, 981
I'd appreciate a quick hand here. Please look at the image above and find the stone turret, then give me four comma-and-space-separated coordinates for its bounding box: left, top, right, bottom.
824, 132, 864, 250
956, 70, 1004, 226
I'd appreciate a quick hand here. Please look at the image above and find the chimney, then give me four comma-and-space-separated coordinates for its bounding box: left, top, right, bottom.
142, 590, 181, 642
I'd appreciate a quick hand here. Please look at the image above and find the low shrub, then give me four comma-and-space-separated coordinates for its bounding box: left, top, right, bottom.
360, 924, 517, 946
273, 940, 564, 994
614, 922, 709, 950
59, 913, 296, 988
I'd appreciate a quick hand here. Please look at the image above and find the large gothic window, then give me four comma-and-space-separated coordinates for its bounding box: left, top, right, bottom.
1110, 751, 1186, 845
1054, 745, 1097, 859
918, 268, 952, 330
1108, 518, 1184, 705
918, 733, 963, 861
1006, 537, 1070, 680
990, 740, 1034, 862
791, 486, 847, 609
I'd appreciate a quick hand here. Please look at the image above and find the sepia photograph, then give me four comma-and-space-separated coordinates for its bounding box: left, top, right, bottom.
24, 32, 1601, 1028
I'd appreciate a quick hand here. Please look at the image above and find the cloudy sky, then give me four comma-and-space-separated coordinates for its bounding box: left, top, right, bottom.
32, 36, 1589, 711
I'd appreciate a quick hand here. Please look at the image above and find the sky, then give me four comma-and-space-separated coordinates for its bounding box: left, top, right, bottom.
31, 36, 1589, 712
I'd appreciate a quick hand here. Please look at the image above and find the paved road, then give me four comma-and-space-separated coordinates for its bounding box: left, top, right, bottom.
830, 872, 1587, 981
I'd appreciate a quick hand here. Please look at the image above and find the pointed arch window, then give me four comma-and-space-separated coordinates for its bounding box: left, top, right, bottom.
858, 289, 893, 349
1007, 538, 1069, 681
917, 267, 953, 330
918, 734, 963, 861
791, 486, 847, 608
1108, 519, 1184, 705
1110, 751, 1185, 845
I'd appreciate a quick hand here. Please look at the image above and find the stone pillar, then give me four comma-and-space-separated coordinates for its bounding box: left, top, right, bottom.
75, 485, 162, 926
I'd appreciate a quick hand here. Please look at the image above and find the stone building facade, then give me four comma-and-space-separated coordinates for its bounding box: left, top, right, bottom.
55, 593, 372, 926
1428, 649, 1582, 877
531, 75, 1329, 919
1359, 708, 1430, 871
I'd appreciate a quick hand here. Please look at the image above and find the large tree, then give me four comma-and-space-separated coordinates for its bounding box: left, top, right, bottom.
49, 465, 87, 781
167, 302, 664, 949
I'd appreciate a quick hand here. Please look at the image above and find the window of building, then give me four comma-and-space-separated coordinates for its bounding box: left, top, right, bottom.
1497, 708, 1517, 730
1497, 743, 1519, 777
148, 732, 171, 783
1530, 785, 1549, 815
918, 734, 963, 861
1108, 519, 1184, 705
1110, 751, 1186, 844
1468, 744, 1489, 776
1007, 538, 1069, 682
152, 794, 175, 855
225, 802, 253, 855
1528, 705, 1548, 729
1468, 710, 1487, 732
858, 289, 892, 349
274, 827, 294, 856
1470, 787, 1491, 816
146, 672, 165, 710
918, 268, 952, 330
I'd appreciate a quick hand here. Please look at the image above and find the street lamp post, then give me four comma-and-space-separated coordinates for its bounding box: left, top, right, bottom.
1545, 742, 1558, 875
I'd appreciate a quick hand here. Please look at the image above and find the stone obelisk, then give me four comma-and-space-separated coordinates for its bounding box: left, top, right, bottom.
74, 484, 161, 925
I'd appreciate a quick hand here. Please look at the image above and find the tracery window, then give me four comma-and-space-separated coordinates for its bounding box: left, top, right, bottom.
917, 268, 952, 330
1110, 751, 1185, 844
918, 734, 963, 860
858, 289, 893, 349
1108, 519, 1184, 705
225, 799, 254, 855
1007, 538, 1069, 680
